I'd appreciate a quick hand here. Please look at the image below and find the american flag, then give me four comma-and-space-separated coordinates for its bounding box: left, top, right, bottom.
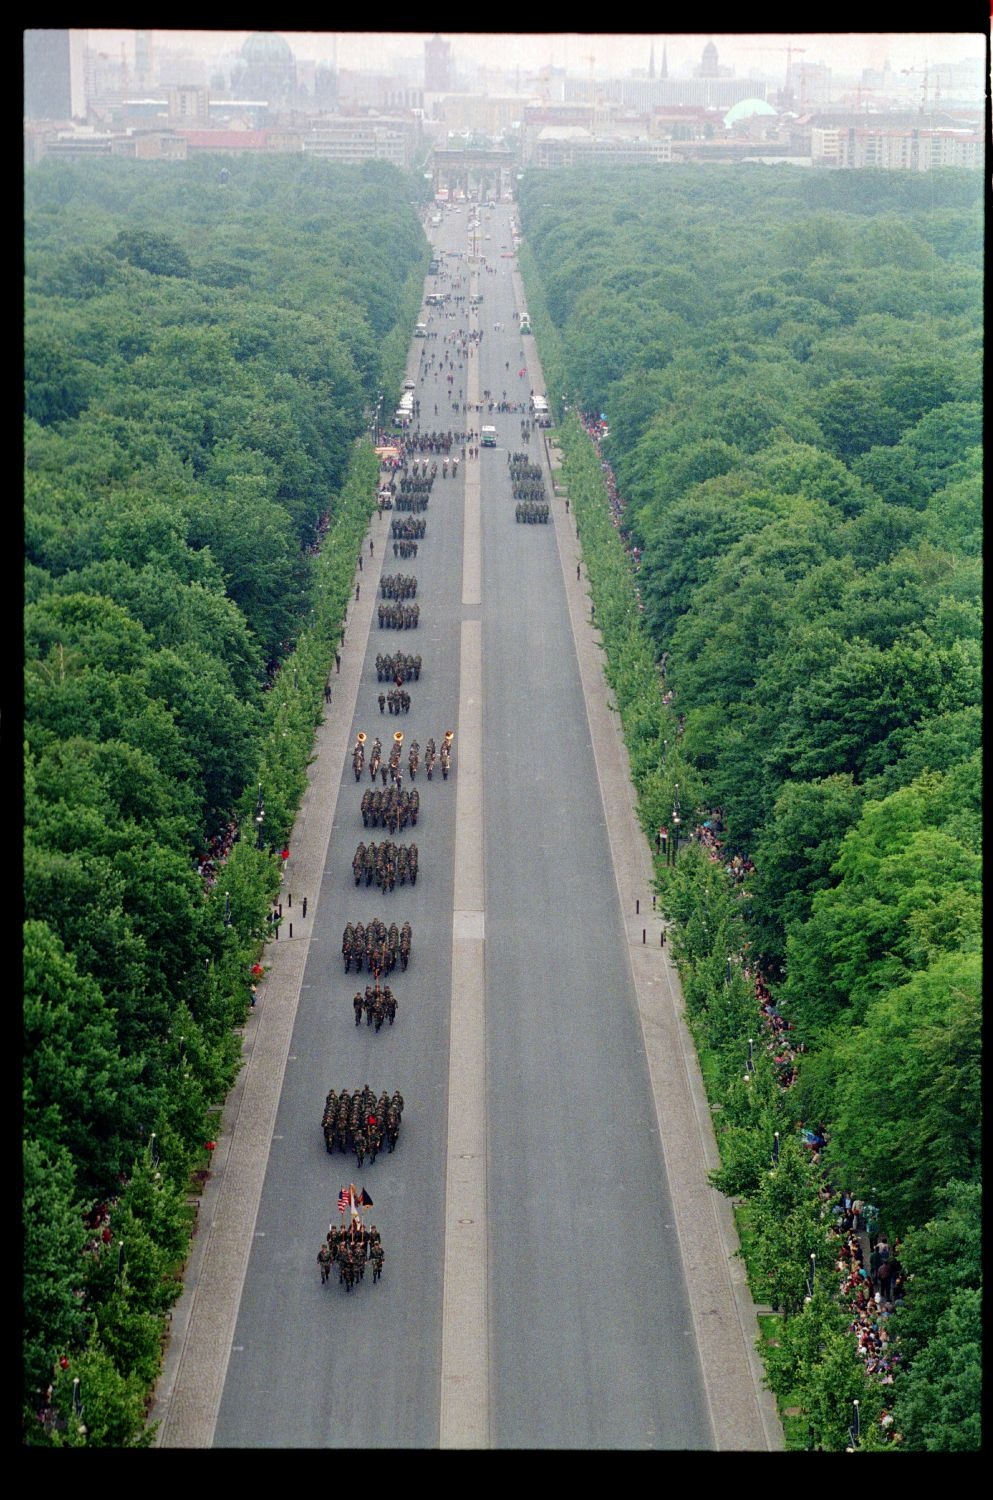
337, 1187, 349, 1215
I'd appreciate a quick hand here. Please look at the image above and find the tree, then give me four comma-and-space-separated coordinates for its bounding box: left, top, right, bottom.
824, 948, 980, 1232
24, 333, 90, 426
891, 1289, 981, 1451
23, 921, 137, 1187
109, 228, 192, 278
48, 1342, 155, 1448
893, 1179, 981, 1360
749, 775, 865, 964
22, 1139, 87, 1403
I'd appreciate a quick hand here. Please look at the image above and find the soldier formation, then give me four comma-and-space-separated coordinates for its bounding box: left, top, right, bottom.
352, 840, 419, 890
322, 1087, 404, 1164
353, 982, 398, 1030
391, 517, 426, 540
376, 652, 422, 682
516, 501, 550, 524
393, 490, 431, 512
361, 783, 419, 831
379, 687, 412, 714
380, 574, 417, 600
406, 429, 464, 453
378, 602, 420, 629
318, 1223, 384, 1292
341, 918, 412, 975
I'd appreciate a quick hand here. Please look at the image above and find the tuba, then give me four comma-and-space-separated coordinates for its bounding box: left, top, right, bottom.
393, 731, 404, 745
444, 730, 455, 745
357, 732, 367, 745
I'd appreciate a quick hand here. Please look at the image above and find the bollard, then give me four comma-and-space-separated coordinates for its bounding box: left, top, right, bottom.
288, 893, 292, 908
636, 899, 640, 914
661, 930, 665, 947
652, 894, 656, 909
642, 929, 646, 944
303, 897, 308, 918
289, 923, 293, 938
278, 903, 283, 918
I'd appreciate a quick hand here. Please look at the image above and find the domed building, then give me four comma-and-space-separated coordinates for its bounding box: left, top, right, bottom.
232, 31, 297, 101
723, 96, 778, 137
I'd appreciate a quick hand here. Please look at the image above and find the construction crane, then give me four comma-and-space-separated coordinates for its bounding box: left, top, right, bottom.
587, 53, 597, 132
901, 62, 931, 113
743, 41, 807, 104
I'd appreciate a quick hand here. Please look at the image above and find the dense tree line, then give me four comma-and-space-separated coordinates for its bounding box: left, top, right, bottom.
23, 155, 426, 1443
520, 165, 981, 1450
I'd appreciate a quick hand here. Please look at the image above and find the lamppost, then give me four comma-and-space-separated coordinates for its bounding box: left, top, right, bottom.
255, 784, 266, 851
671, 783, 681, 866
806, 1251, 816, 1300
773, 1130, 780, 1165
224, 890, 231, 928
848, 1399, 860, 1449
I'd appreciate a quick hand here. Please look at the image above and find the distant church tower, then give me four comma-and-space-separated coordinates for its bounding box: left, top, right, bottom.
697, 38, 720, 78
660, 42, 668, 80
649, 41, 655, 80
424, 33, 451, 92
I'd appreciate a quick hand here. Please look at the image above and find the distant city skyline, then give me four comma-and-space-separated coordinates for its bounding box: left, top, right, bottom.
80, 29, 986, 82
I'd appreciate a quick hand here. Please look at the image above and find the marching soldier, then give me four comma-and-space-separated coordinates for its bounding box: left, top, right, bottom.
318, 1244, 332, 1284
353, 992, 364, 1027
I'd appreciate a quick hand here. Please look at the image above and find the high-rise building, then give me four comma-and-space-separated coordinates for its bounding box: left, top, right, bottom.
134, 29, 155, 90
424, 34, 451, 93
24, 29, 84, 119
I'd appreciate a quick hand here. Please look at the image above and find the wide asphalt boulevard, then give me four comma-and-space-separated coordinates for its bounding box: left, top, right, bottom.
154, 201, 777, 1451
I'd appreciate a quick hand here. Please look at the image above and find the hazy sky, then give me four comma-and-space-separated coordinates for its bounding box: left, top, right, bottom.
85, 29, 986, 79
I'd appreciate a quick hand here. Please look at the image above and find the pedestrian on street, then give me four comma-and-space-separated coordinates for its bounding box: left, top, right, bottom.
335, 652, 341, 673
355, 582, 361, 601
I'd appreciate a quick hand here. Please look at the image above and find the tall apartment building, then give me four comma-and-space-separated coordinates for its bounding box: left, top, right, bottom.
812, 124, 983, 169
24, 28, 86, 119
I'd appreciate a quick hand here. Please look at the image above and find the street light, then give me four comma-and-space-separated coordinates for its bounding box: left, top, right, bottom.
772, 1130, 780, 1164
255, 783, 266, 851
224, 890, 231, 928
806, 1251, 816, 1300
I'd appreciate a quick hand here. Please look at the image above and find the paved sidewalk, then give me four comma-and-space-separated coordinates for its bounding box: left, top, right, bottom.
153, 505, 391, 1447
